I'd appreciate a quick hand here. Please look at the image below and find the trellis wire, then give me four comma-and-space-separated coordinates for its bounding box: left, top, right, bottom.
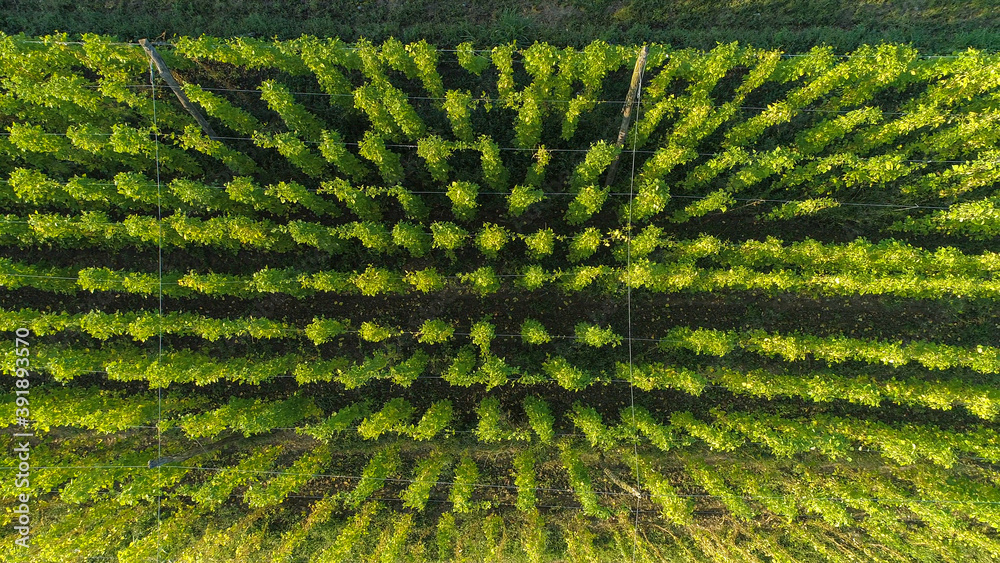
14, 461, 1000, 509
16, 37, 985, 60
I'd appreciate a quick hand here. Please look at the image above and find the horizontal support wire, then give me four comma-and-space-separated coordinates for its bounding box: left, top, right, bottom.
10, 326, 990, 355
4, 439, 969, 469
15, 38, 979, 59
3, 410, 993, 466
0, 176, 956, 210
8, 368, 989, 410
71, 83, 995, 118
4, 461, 996, 508
15, 499, 958, 563
0, 270, 597, 283
0, 263, 980, 290
149, 137, 1000, 166
6, 127, 985, 166
0, 190, 954, 210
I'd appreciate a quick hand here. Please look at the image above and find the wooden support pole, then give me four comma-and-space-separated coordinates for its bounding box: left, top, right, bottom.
139, 38, 219, 140
604, 45, 649, 188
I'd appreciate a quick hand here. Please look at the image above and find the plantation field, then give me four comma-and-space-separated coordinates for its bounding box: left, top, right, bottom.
1, 33, 1000, 561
